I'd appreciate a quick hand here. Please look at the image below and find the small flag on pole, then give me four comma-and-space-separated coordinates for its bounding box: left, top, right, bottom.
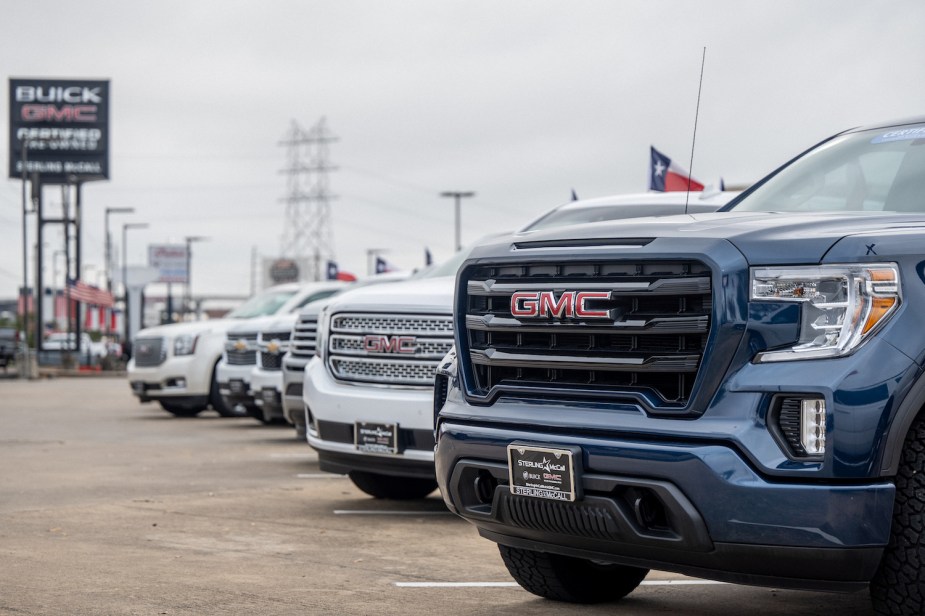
649, 146, 704, 192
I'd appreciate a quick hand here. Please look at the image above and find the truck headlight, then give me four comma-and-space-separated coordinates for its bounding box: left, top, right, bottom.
751, 263, 900, 362
173, 334, 198, 356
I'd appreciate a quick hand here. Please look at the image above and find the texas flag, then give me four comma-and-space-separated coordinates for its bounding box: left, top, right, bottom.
649, 146, 704, 192
375, 256, 396, 274
326, 260, 357, 282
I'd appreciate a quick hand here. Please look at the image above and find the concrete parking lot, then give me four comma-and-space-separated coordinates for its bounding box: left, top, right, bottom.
0, 377, 875, 615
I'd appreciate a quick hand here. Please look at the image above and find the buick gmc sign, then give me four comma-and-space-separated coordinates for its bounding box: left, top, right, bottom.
8, 78, 110, 182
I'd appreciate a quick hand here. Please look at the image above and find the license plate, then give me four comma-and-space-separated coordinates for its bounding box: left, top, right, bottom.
508, 444, 579, 502
229, 379, 246, 395
261, 388, 277, 404
131, 381, 145, 394
355, 422, 398, 454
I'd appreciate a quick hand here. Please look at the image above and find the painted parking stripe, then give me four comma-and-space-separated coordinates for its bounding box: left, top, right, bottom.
269, 452, 317, 458
296, 473, 346, 478
394, 580, 727, 588
334, 510, 453, 516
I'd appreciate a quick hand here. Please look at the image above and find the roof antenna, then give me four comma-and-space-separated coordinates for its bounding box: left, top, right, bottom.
685, 46, 707, 215
570, 188, 579, 202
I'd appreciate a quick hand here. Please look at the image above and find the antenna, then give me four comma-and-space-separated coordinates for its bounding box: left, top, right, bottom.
685, 47, 707, 214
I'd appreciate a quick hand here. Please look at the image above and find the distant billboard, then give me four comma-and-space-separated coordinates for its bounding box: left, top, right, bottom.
148, 244, 188, 284
8, 78, 110, 183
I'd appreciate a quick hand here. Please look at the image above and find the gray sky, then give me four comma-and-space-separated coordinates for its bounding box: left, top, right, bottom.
2, 0, 924, 300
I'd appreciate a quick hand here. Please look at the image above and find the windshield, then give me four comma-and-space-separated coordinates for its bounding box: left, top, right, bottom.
226, 289, 298, 318
732, 124, 925, 213
415, 246, 473, 279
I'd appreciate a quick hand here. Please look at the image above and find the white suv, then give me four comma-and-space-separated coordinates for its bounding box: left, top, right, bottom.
128, 282, 344, 417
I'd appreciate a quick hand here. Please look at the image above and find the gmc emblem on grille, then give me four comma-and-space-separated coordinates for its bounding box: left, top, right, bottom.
363, 335, 418, 354
510, 291, 612, 319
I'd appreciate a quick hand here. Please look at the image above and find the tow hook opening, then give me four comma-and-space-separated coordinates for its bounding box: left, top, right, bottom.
628, 487, 671, 532
474, 470, 498, 505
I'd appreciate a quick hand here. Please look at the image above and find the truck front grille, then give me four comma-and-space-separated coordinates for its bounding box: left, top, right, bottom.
225, 332, 258, 366
290, 315, 319, 358
461, 260, 712, 408
258, 331, 291, 372
134, 337, 166, 367
327, 312, 453, 387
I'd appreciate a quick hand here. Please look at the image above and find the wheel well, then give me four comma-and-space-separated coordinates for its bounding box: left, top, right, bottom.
880, 369, 925, 476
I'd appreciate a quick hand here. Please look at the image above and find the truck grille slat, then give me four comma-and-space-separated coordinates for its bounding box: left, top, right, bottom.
224, 331, 259, 366
461, 260, 712, 407
290, 315, 319, 358
257, 330, 291, 372
327, 313, 453, 387
134, 337, 166, 367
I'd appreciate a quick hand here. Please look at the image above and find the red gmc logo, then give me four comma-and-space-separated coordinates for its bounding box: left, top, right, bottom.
510, 291, 612, 319
363, 335, 418, 354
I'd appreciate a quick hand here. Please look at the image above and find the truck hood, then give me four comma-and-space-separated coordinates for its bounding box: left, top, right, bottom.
323, 275, 454, 314
485, 211, 925, 264
135, 318, 241, 340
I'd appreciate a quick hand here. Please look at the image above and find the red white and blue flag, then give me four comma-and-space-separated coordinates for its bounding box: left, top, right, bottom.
375, 256, 396, 274
66, 277, 114, 308
326, 260, 357, 282
649, 146, 704, 192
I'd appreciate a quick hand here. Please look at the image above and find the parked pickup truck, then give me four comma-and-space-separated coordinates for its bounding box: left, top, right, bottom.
435, 118, 925, 613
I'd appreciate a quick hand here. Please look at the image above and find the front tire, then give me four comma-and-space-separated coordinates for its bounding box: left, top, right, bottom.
871, 417, 925, 615
348, 471, 437, 500
498, 544, 648, 604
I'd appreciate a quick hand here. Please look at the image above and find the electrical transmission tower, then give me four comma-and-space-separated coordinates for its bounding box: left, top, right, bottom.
278, 117, 337, 281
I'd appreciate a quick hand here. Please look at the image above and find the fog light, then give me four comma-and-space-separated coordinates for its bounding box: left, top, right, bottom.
800, 399, 826, 455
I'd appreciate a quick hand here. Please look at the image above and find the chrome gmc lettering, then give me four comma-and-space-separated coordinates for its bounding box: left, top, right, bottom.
363, 335, 417, 354
510, 291, 611, 319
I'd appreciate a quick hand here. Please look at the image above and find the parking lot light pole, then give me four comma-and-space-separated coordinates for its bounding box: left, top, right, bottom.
184, 236, 209, 320
105, 207, 134, 294
122, 222, 149, 354
439, 191, 475, 252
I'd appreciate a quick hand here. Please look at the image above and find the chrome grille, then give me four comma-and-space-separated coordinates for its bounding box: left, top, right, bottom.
225, 331, 259, 366
134, 337, 166, 367
290, 315, 318, 358
461, 260, 712, 407
327, 312, 453, 387
257, 330, 291, 372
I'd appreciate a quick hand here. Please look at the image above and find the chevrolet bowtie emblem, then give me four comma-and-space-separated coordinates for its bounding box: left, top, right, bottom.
233, 339, 247, 351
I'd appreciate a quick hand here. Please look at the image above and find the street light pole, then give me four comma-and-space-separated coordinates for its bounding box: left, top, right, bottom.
439, 191, 475, 252
105, 207, 134, 294
184, 236, 208, 320
122, 222, 149, 355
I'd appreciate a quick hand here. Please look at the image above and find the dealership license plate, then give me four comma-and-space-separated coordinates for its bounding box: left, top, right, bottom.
355, 422, 398, 454
228, 379, 246, 395
131, 381, 145, 394
261, 388, 277, 404
508, 444, 579, 502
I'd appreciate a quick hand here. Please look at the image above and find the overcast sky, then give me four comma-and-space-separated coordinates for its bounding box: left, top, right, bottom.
2, 0, 924, 302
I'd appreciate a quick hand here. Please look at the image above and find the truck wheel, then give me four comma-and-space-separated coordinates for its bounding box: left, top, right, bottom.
347, 471, 437, 500
871, 417, 925, 615
158, 401, 204, 417
498, 544, 648, 603
209, 368, 241, 418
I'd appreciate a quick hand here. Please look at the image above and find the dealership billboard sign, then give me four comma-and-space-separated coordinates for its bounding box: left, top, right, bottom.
8, 78, 110, 183
148, 244, 189, 284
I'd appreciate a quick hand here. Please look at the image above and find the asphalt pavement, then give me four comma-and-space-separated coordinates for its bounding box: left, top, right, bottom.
0, 377, 875, 615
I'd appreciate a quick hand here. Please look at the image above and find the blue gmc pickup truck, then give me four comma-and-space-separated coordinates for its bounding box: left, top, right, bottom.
434, 117, 925, 615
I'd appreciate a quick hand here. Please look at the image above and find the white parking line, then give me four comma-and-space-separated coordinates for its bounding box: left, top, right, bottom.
334, 510, 453, 516
296, 473, 346, 478
269, 453, 318, 459
394, 580, 727, 588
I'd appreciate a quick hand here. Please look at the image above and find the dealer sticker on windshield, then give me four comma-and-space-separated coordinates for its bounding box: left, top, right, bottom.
507, 444, 580, 502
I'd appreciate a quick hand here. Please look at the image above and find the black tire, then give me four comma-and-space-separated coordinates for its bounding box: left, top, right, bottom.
498, 544, 648, 604
209, 366, 240, 418
871, 417, 925, 615
158, 400, 204, 417
348, 471, 437, 500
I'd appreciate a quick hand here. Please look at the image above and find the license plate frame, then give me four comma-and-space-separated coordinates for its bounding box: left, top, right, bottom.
355, 422, 398, 454
507, 443, 581, 502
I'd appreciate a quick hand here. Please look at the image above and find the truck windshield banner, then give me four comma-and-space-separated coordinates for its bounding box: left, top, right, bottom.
8, 78, 110, 183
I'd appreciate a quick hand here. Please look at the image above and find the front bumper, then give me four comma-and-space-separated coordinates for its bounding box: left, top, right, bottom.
250, 367, 284, 422
216, 361, 256, 410
304, 356, 436, 478
127, 355, 210, 400
435, 420, 893, 591
282, 355, 309, 426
